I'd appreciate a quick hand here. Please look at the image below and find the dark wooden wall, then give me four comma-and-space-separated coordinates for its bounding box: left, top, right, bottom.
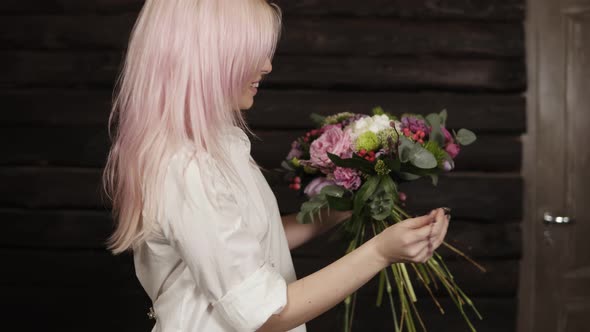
0, 1, 525, 331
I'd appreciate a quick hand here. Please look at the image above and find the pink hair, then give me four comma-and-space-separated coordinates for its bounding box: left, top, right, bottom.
102, 0, 282, 254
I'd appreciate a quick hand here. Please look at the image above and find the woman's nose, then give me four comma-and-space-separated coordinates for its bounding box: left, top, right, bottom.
262, 58, 272, 75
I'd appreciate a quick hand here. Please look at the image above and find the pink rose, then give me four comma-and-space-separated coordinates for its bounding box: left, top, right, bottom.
309, 126, 354, 172
445, 143, 460, 159
333, 167, 362, 190
304, 177, 336, 197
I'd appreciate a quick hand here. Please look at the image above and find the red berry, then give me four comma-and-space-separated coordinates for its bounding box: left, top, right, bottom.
303, 137, 309, 142
418, 139, 424, 144
419, 131, 425, 138
293, 183, 301, 190
359, 149, 367, 156
413, 134, 419, 140
368, 151, 375, 156
294, 177, 301, 184
289, 184, 294, 189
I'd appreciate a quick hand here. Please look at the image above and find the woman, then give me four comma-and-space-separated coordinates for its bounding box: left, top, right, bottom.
102, 0, 450, 331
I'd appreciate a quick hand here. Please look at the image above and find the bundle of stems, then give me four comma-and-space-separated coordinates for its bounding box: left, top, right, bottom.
340, 204, 485, 332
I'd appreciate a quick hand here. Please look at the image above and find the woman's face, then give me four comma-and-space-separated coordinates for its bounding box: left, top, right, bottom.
238, 58, 272, 110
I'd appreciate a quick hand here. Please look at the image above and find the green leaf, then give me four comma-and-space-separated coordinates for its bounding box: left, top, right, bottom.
440, 109, 448, 126
397, 172, 421, 181
409, 146, 438, 169
379, 175, 397, 196
384, 157, 401, 172
326, 195, 353, 211
310, 113, 326, 127
397, 136, 414, 162
352, 175, 381, 218
426, 113, 445, 146
430, 174, 439, 186
327, 152, 375, 174
319, 185, 345, 198
281, 160, 295, 171
372, 106, 385, 115
455, 129, 477, 146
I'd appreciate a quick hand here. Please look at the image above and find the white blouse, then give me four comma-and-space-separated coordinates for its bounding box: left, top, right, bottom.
133, 126, 307, 332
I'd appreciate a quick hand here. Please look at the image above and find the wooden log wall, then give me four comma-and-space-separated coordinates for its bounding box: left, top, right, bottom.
0, 0, 525, 331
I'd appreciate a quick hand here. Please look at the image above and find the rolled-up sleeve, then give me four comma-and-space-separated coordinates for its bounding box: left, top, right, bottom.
161, 150, 287, 331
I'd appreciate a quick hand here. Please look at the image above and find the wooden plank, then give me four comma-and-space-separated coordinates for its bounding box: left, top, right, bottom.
0, 167, 522, 221
1, 16, 523, 57
248, 90, 525, 132
2, 287, 514, 332
306, 297, 516, 332
0, 90, 526, 133
0, 127, 521, 172
274, 0, 525, 20
2, 288, 154, 332
0, 0, 524, 20
0, 51, 526, 91
0, 209, 521, 258
293, 221, 522, 259
0, 248, 517, 296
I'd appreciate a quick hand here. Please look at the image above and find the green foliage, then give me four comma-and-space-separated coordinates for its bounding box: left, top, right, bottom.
423, 141, 449, 167
310, 113, 326, 127
327, 152, 375, 174
372, 106, 398, 121
296, 185, 347, 224
455, 129, 477, 146
398, 136, 437, 169
352, 175, 381, 220
426, 113, 445, 146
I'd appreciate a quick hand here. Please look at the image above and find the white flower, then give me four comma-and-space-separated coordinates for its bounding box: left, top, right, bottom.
345, 114, 393, 140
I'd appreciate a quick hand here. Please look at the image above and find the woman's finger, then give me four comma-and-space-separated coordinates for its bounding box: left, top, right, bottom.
433, 215, 450, 249
412, 242, 433, 263
412, 222, 436, 242
401, 210, 436, 229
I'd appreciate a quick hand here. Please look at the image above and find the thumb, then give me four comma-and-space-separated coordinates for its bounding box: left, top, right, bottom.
401, 210, 436, 229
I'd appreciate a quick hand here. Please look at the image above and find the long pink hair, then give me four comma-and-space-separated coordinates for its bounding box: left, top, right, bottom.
102, 0, 282, 254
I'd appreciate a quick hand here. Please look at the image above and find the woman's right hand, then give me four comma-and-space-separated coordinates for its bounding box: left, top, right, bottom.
374, 208, 450, 265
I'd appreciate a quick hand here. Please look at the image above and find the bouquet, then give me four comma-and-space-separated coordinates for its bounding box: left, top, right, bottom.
280, 107, 484, 332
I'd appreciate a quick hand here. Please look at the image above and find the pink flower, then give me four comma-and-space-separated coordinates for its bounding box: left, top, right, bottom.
442, 127, 453, 144
286, 140, 303, 159
304, 177, 336, 197
445, 143, 460, 159
333, 167, 362, 190
309, 126, 354, 172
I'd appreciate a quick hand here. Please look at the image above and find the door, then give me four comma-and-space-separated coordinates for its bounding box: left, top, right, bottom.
519, 0, 590, 331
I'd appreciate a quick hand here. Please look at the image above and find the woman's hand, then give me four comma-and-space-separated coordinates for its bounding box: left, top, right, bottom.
374, 208, 450, 265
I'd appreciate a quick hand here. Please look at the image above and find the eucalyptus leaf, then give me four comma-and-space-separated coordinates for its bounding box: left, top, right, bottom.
455, 129, 477, 146
430, 174, 439, 186
398, 136, 414, 163
397, 172, 421, 181
409, 146, 438, 169
426, 113, 444, 146
440, 109, 448, 126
